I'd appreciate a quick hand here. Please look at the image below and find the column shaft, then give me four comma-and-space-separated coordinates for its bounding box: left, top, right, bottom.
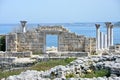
5, 35, 8, 51
95, 24, 100, 50
107, 27, 110, 48
110, 25, 113, 46
43, 33, 46, 53
104, 34, 107, 49
100, 32, 104, 49
105, 22, 111, 48
15, 33, 17, 52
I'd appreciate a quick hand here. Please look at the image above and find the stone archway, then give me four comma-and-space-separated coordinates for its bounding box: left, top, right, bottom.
46, 34, 58, 52
36, 26, 68, 53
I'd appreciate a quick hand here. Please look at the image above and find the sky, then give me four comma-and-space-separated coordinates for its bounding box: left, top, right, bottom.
0, 0, 120, 23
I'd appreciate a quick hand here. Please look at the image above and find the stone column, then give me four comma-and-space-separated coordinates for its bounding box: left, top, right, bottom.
95, 24, 100, 50
20, 21, 27, 33
105, 22, 111, 48
5, 35, 8, 51
15, 33, 17, 52
43, 33, 46, 53
104, 34, 107, 49
58, 35, 60, 52
100, 32, 104, 49
110, 24, 114, 46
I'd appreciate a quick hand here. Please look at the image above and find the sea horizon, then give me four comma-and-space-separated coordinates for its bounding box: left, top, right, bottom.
0, 22, 120, 47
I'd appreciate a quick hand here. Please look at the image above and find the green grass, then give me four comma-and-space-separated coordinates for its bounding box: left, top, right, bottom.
0, 58, 76, 79
0, 69, 24, 79
65, 69, 110, 79
81, 69, 110, 78
0, 59, 110, 79
30, 58, 76, 71
66, 73, 76, 78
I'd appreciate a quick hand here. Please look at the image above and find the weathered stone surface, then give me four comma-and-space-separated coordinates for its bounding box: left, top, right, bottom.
115, 58, 120, 63
6, 55, 120, 80
6, 24, 96, 53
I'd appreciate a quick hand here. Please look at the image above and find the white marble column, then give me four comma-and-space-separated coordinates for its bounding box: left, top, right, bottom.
110, 24, 113, 46
105, 22, 111, 48
95, 24, 100, 50
5, 35, 8, 51
58, 35, 60, 52
20, 21, 27, 33
104, 34, 107, 49
100, 32, 104, 49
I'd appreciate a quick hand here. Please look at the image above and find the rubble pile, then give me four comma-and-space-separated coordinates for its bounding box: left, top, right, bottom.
6, 55, 120, 80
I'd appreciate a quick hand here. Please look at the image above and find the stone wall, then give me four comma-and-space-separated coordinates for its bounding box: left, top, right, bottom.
58, 32, 85, 52
6, 33, 17, 51
0, 51, 32, 58
84, 37, 96, 53
48, 52, 88, 57
6, 25, 96, 53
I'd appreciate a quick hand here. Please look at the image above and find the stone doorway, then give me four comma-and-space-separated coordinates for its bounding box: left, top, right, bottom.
46, 35, 58, 53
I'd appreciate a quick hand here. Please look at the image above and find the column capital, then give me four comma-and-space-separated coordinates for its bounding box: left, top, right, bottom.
105, 22, 111, 27
110, 24, 114, 28
95, 24, 100, 29
20, 21, 27, 27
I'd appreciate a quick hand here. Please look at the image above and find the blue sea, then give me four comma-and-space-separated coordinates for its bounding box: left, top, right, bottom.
0, 23, 120, 47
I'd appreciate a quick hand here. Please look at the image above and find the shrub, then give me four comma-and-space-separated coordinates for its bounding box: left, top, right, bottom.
81, 69, 110, 78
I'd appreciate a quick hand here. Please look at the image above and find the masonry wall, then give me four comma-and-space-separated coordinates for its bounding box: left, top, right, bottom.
6, 33, 17, 51
59, 32, 85, 52
6, 26, 96, 53
17, 31, 45, 52
84, 37, 96, 53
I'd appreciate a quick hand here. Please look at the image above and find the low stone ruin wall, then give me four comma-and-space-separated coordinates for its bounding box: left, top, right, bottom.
0, 57, 16, 63
48, 52, 88, 57
0, 51, 32, 58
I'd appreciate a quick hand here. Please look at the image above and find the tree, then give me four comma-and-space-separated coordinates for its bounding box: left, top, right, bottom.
0, 36, 6, 51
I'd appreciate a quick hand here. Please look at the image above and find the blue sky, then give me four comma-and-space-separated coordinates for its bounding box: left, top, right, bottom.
0, 0, 120, 23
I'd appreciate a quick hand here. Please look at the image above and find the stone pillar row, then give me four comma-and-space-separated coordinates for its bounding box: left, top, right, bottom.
95, 22, 114, 51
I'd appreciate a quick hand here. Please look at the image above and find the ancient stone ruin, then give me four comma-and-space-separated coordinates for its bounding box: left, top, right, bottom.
6, 21, 96, 53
